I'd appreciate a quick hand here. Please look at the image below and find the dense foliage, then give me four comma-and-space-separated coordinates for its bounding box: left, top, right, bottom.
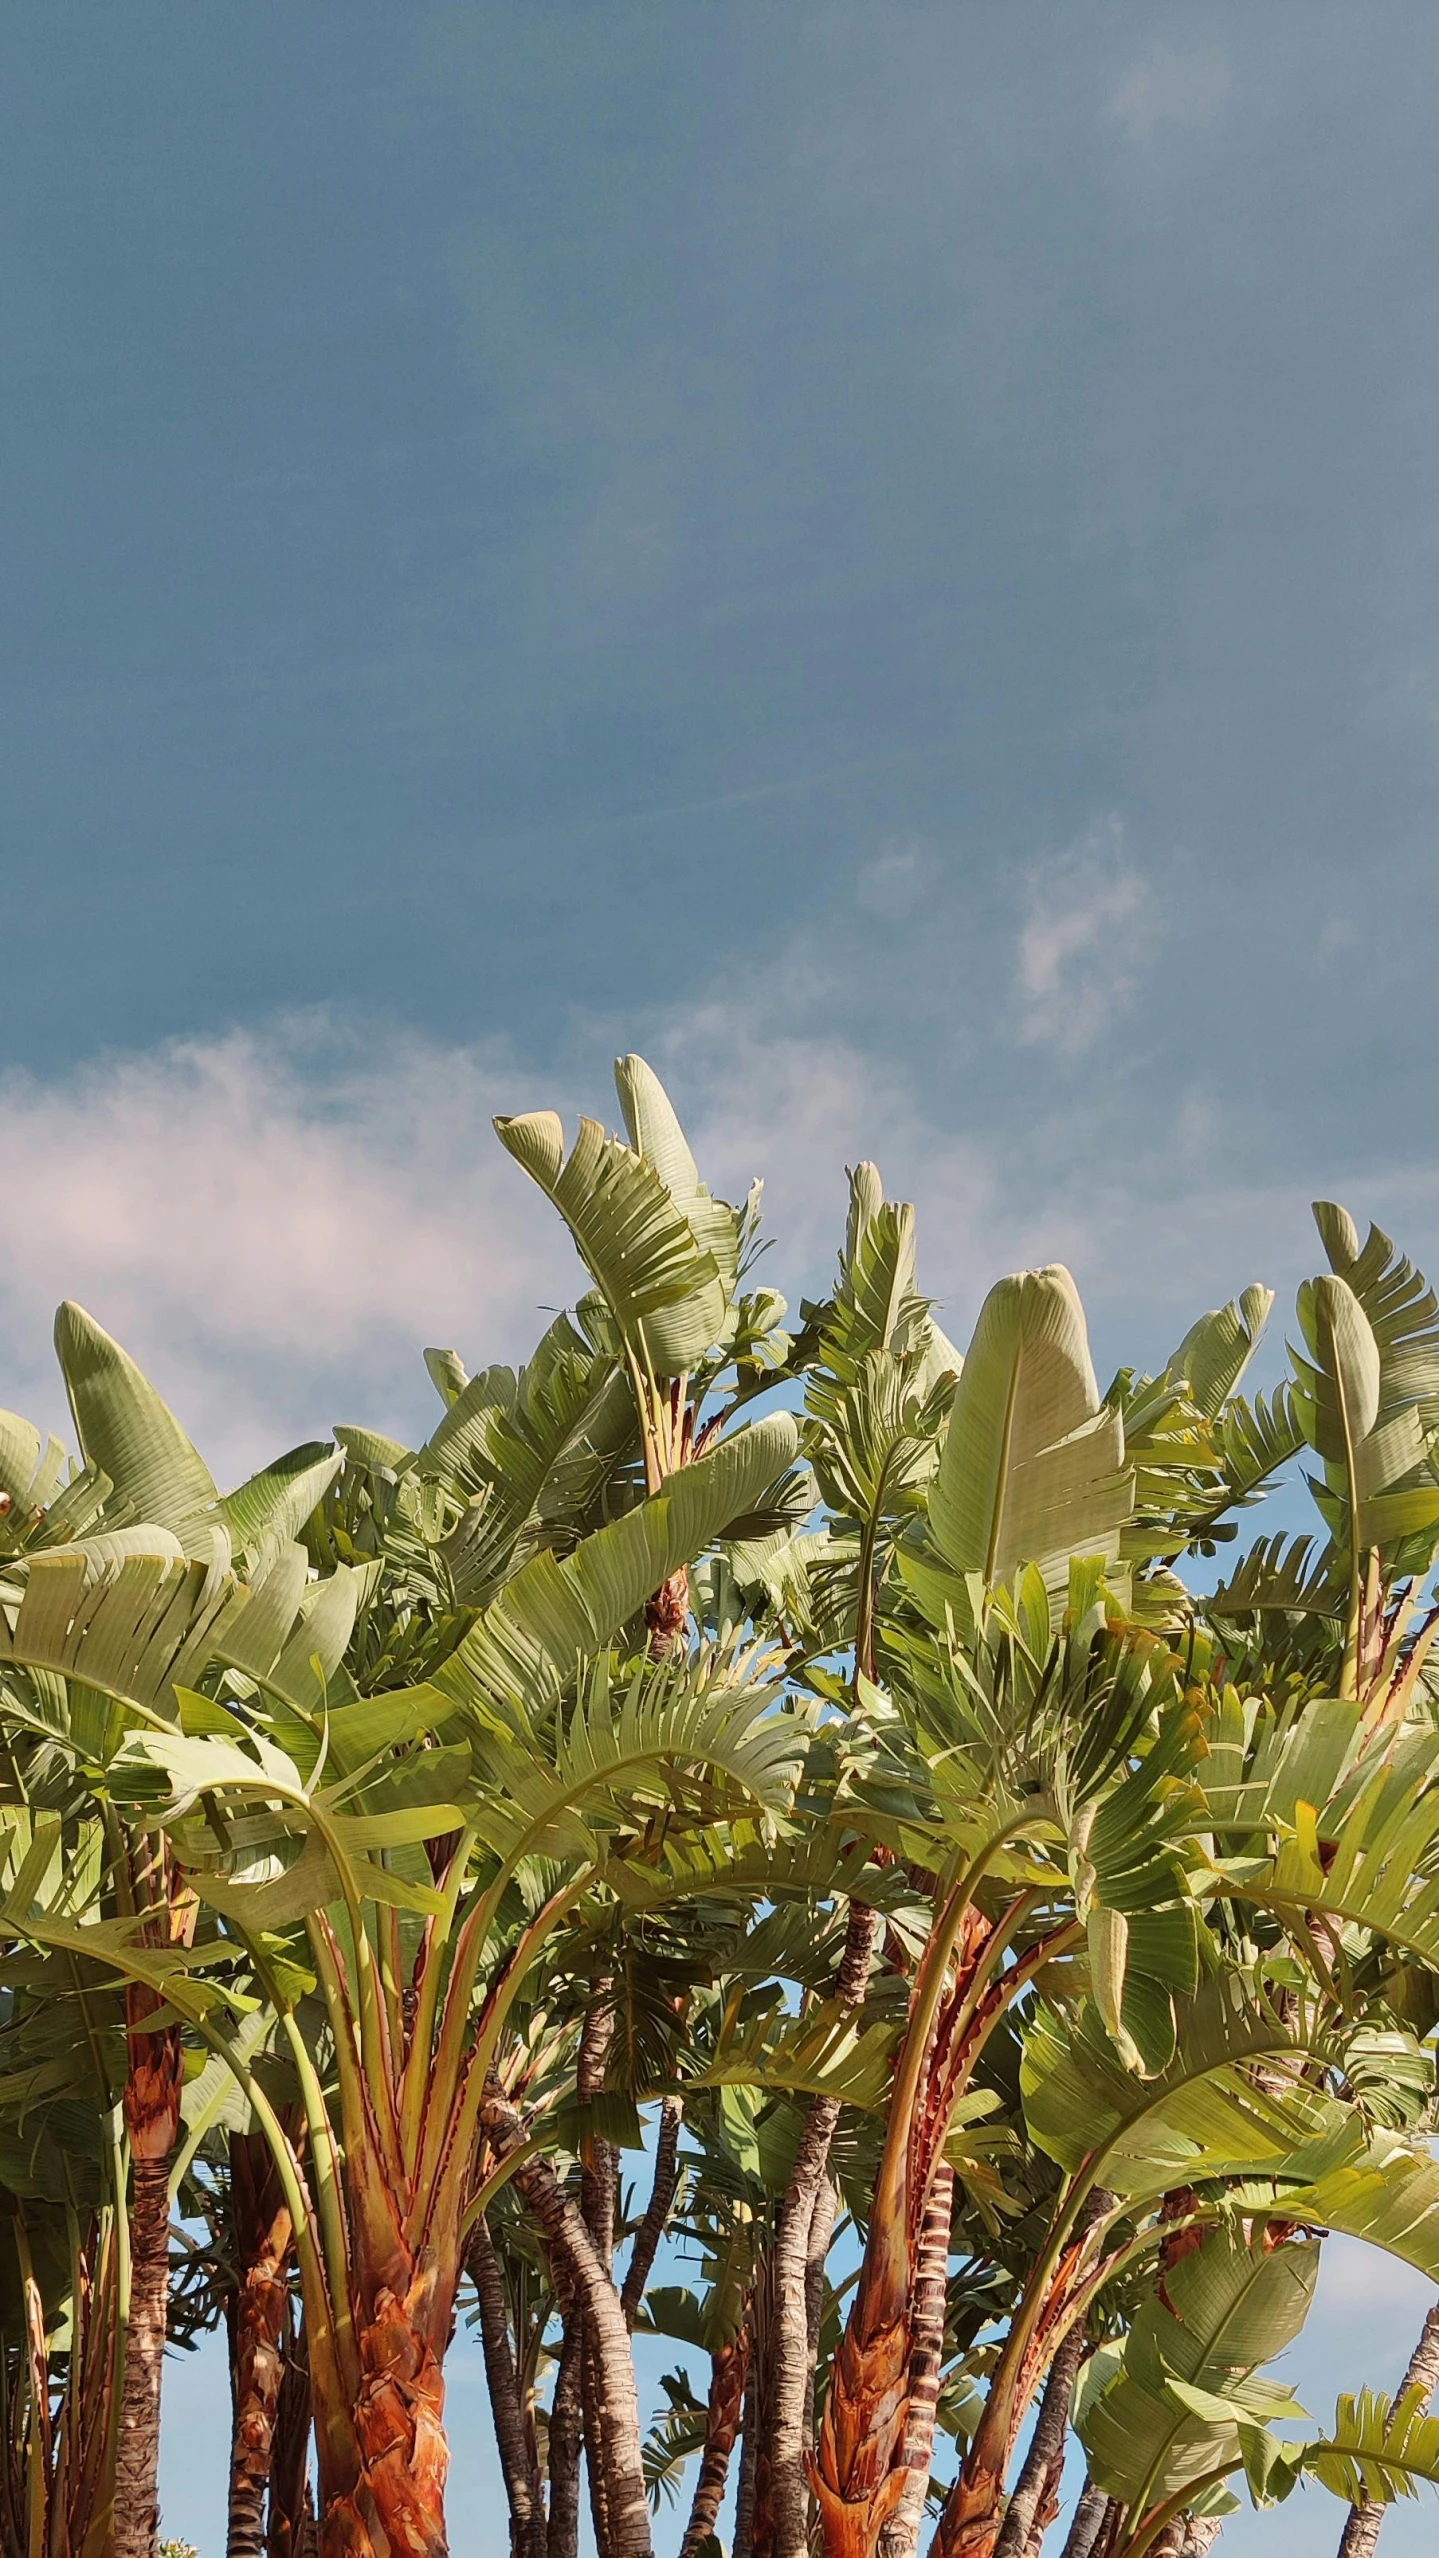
0, 1057, 1438, 2558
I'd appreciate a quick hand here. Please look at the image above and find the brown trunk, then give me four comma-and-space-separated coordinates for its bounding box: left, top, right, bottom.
318, 2282, 449, 2558
817, 1904, 1001, 2558
546, 2314, 584, 2558
991, 2320, 1086, 2558
486, 2098, 652, 2558
931, 2192, 1111, 2558
229, 2134, 296, 2558
768, 1902, 879, 2558
679, 2325, 751, 2558
644, 1567, 691, 1658
1338, 2300, 1439, 2558
468, 2215, 547, 2558
114, 1975, 185, 2558
1057, 2484, 1110, 2558
113, 1837, 197, 2558
114, 2150, 172, 2558
268, 2309, 313, 2558
576, 1977, 620, 2558
734, 2305, 762, 2558
878, 2164, 954, 2558
1148, 2521, 1223, 2557
620, 2099, 682, 2329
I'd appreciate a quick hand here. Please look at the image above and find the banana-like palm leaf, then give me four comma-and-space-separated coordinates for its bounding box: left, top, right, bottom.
1221, 1704, 1439, 1969
1215, 1382, 1305, 1505
436, 1411, 798, 1717
223, 1442, 341, 1564
1292, 1273, 1439, 1561
1021, 1975, 1325, 2202
0, 1535, 236, 1726
1314, 1201, 1439, 1425
1165, 1286, 1274, 1418
917, 1265, 1132, 1596
0, 1411, 66, 1515
1078, 2228, 1318, 2509
494, 1081, 730, 1379
680, 1997, 899, 2111
460, 1652, 803, 1871
53, 1303, 227, 1563
421, 1319, 637, 1605
613, 1053, 743, 1305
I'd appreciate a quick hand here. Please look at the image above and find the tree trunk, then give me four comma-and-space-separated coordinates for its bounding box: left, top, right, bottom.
1057, 2485, 1109, 2558
1149, 2520, 1223, 2557
734, 2308, 762, 2558
769, 1902, 880, 2558
620, 2099, 682, 2329
546, 2317, 585, 2558
114, 1986, 185, 2558
469, 2215, 547, 2558
878, 2164, 954, 2558
576, 1976, 620, 2558
268, 2308, 313, 2558
679, 2324, 751, 2558
486, 2099, 652, 2558
317, 2281, 449, 2558
228, 2134, 296, 2558
991, 2321, 1086, 2558
1338, 2299, 1439, 2558
931, 2188, 1112, 2558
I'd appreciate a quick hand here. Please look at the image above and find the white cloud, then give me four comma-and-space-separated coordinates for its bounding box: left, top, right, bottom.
854, 839, 938, 919
1016, 824, 1150, 1055
7, 993, 1439, 1504
1109, 46, 1233, 146
0, 1021, 573, 1484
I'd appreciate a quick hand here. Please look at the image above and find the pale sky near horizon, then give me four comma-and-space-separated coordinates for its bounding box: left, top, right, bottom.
6, 6, 1439, 2550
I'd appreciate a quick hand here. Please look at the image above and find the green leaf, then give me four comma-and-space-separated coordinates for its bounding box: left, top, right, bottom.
53, 1303, 226, 1562
614, 1053, 742, 1303
1021, 1974, 1322, 2201
1306, 2385, 1439, 2504
1314, 1203, 1439, 1425
1166, 1286, 1274, 1418
494, 1099, 729, 1379
920, 1265, 1132, 1590
0, 1538, 238, 1726
1079, 2229, 1319, 2509
438, 1411, 799, 1715
223, 1442, 341, 1561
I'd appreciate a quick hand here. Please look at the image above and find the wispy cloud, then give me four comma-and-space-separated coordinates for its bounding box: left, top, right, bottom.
5, 991, 1437, 1496
1016, 825, 1150, 1056
1109, 45, 1233, 147
0, 1022, 572, 1483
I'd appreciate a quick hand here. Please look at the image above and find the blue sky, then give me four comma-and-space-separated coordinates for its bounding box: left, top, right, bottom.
5, 5, 1439, 2549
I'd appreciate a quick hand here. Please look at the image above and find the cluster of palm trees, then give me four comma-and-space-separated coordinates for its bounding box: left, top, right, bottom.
1, 1055, 1439, 2558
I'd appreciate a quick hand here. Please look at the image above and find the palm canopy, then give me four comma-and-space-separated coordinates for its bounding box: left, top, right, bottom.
0, 1069, 1438, 2558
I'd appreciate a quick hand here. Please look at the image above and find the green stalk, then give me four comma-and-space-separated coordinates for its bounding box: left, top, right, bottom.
396, 1823, 476, 2173
301, 1805, 404, 2184
274, 2005, 360, 2403
1116, 2464, 1237, 2558
415, 1874, 592, 2251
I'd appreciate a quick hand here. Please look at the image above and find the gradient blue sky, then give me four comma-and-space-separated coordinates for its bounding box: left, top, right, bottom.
6, 6, 1439, 2550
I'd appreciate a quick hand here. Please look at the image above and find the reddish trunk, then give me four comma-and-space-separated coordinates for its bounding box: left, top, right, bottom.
318, 2284, 449, 2558
877, 2164, 954, 2558
229, 2134, 296, 2558
268, 2308, 314, 2558
114, 1983, 185, 2558
816, 1909, 995, 2558
679, 2326, 751, 2558
931, 2199, 1110, 2558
